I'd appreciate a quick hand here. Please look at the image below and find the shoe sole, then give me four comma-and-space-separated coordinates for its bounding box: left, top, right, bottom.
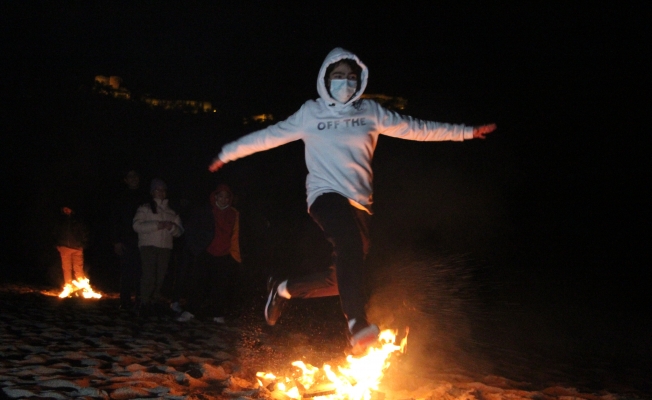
264, 285, 275, 325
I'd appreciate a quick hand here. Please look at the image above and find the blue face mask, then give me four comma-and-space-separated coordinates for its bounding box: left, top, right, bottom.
330, 79, 357, 103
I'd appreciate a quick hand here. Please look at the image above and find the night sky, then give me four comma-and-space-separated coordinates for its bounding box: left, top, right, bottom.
2, 1, 650, 381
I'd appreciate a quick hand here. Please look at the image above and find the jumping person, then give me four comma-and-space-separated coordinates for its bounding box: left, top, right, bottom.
208, 47, 496, 355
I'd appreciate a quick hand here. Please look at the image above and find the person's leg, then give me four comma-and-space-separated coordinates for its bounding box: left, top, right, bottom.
285, 266, 339, 298
198, 254, 217, 316
225, 256, 244, 317
172, 246, 192, 303
169, 246, 191, 313
57, 246, 73, 285
212, 256, 238, 318
129, 242, 143, 305
265, 193, 372, 328
188, 251, 212, 315
308, 193, 369, 327
118, 254, 130, 305
153, 247, 171, 302
71, 248, 85, 282
265, 244, 338, 325
139, 246, 157, 305
120, 242, 141, 307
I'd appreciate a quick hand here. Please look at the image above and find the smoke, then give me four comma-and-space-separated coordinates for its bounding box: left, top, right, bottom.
366, 250, 495, 377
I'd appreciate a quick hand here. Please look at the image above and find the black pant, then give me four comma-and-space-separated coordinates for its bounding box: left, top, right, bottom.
192, 252, 239, 317
287, 192, 371, 326
171, 245, 197, 303
119, 241, 141, 307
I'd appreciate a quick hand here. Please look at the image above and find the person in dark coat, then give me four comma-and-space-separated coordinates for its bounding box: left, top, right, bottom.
110, 170, 149, 309
53, 206, 89, 298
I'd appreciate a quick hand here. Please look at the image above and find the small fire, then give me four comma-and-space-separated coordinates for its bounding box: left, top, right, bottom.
58, 278, 102, 299
257, 328, 408, 400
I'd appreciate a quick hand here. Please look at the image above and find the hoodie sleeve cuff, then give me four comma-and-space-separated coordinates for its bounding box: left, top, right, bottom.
463, 127, 474, 140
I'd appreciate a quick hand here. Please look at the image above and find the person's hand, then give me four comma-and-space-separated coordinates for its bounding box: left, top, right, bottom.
472, 123, 497, 139
114, 243, 125, 256
208, 158, 225, 172
157, 221, 168, 230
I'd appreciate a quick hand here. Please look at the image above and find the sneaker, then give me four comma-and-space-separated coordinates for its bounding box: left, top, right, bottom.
350, 324, 380, 356
176, 311, 194, 322
213, 316, 225, 324
264, 279, 287, 326
170, 301, 183, 313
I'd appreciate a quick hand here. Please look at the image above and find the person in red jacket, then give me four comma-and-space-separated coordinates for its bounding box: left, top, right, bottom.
187, 184, 242, 323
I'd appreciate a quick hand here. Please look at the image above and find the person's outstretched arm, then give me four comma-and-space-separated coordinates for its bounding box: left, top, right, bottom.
375, 104, 496, 142
208, 105, 307, 173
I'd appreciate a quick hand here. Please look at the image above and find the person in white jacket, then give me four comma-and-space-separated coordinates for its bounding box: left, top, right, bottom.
208, 47, 496, 355
133, 179, 184, 312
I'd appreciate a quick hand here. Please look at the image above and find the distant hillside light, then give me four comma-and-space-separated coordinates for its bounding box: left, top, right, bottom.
93, 75, 130, 99
108, 76, 123, 89
94, 75, 123, 89
244, 114, 274, 125
92, 76, 214, 113
94, 75, 110, 86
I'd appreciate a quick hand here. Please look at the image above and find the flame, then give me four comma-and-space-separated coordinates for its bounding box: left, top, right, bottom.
57, 278, 102, 299
58, 284, 73, 298
257, 328, 407, 400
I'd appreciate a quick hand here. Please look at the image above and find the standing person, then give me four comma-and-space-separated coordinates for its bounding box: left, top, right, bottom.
208, 47, 497, 355
133, 179, 184, 315
111, 169, 149, 310
54, 206, 90, 298
185, 184, 242, 323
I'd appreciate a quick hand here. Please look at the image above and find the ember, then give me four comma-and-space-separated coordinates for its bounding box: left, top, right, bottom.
257, 328, 407, 400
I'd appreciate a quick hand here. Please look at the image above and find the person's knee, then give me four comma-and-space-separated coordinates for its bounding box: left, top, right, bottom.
330, 228, 363, 250
333, 239, 365, 260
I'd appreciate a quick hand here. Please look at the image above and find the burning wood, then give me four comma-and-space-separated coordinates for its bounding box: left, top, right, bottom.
257, 328, 408, 400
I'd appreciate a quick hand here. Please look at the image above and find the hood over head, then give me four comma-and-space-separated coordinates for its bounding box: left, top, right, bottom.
317, 47, 368, 107
150, 178, 167, 194
210, 184, 234, 209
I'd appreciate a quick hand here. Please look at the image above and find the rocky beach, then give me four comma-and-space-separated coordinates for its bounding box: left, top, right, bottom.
1, 283, 648, 400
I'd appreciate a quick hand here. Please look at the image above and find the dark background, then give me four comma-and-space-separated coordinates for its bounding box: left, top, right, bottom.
1, 1, 649, 393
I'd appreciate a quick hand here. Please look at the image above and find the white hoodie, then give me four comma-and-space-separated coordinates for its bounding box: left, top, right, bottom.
217, 47, 473, 213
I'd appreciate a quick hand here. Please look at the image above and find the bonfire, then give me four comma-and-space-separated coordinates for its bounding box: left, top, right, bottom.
257, 328, 408, 400
58, 278, 102, 299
